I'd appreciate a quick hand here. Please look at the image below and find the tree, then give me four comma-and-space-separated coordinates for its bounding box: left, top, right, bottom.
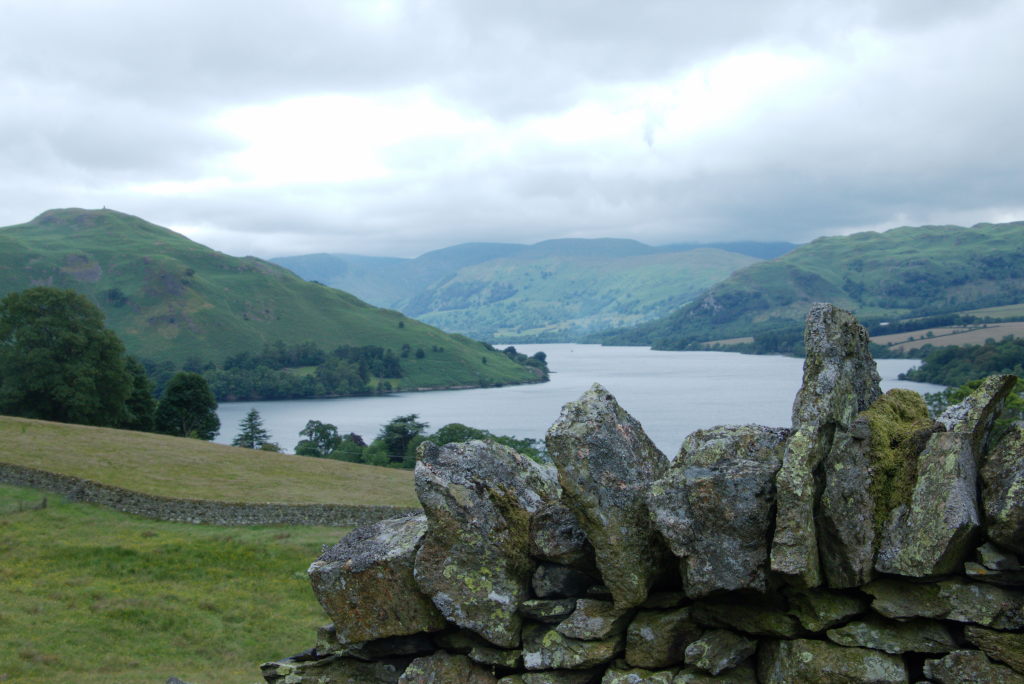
154, 372, 220, 440
376, 414, 428, 464
0, 287, 132, 426
232, 408, 275, 450
295, 419, 342, 457
120, 356, 157, 432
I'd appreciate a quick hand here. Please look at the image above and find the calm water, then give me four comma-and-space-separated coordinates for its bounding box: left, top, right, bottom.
216, 345, 944, 457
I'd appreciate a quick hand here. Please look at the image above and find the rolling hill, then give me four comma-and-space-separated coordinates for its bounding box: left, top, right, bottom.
0, 209, 540, 389
273, 238, 780, 342
598, 221, 1024, 349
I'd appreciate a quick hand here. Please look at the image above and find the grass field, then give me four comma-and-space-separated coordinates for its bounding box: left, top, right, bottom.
0, 483, 343, 684
871, 321, 1024, 353
0, 416, 418, 508
964, 303, 1024, 319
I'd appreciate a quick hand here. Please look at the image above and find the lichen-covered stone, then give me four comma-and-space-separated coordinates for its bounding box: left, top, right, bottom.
601, 664, 678, 682
509, 670, 603, 684
625, 607, 703, 669
783, 586, 866, 632
826, 615, 957, 654
316, 625, 436, 660
981, 425, 1024, 555
690, 600, 801, 638
923, 649, 1024, 684
261, 654, 407, 684
522, 624, 624, 671
546, 384, 670, 609
648, 425, 786, 597
683, 630, 756, 675
555, 599, 632, 641
757, 638, 906, 683
673, 661, 756, 683
530, 502, 597, 572
772, 303, 881, 588
875, 430, 981, 577
533, 563, 594, 599
965, 625, 1024, 675
398, 651, 498, 683
937, 374, 1017, 453
521, 599, 578, 624
469, 646, 524, 669
819, 391, 935, 588
864, 577, 1024, 629
414, 440, 560, 648
308, 515, 446, 645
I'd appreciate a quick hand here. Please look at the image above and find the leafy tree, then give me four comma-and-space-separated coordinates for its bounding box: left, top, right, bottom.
154, 372, 220, 440
376, 414, 428, 463
0, 287, 132, 426
430, 422, 542, 461
295, 419, 342, 458
331, 433, 367, 462
120, 357, 157, 431
232, 408, 275, 450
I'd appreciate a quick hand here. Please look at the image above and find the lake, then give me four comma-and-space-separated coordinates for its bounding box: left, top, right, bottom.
216, 345, 944, 457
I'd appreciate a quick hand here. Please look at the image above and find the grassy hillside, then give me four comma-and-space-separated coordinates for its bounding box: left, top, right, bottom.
276, 238, 760, 342
600, 221, 1024, 349
0, 483, 339, 684
0, 209, 538, 389
408, 247, 758, 342
0, 415, 418, 507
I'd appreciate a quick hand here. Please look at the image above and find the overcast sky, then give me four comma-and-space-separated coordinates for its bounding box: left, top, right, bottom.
2, 0, 1022, 258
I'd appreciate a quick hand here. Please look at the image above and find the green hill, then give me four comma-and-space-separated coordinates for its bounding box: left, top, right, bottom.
0, 209, 540, 389
598, 221, 1024, 349
274, 238, 765, 342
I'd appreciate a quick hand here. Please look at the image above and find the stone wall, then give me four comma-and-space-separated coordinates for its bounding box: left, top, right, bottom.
262, 304, 1024, 684
0, 462, 419, 527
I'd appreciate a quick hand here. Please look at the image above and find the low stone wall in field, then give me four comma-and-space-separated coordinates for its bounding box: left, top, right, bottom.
0, 461, 418, 527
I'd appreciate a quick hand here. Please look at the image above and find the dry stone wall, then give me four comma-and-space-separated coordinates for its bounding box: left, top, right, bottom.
0, 462, 418, 527
262, 303, 1024, 683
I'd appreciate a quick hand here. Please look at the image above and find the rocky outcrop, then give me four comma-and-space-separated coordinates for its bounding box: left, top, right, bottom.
263, 304, 1024, 684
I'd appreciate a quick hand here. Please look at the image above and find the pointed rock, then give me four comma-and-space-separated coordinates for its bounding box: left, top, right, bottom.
648, 425, 787, 598
771, 303, 881, 587
546, 384, 670, 609
414, 440, 560, 648
308, 515, 447, 646
981, 424, 1024, 555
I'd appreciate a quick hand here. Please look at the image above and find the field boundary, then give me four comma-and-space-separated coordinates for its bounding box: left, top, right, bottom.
0, 461, 419, 526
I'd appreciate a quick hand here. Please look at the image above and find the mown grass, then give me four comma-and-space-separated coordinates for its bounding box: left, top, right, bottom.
0, 415, 418, 508
0, 483, 343, 684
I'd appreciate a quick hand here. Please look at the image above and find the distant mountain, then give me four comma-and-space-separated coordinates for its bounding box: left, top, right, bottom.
598, 221, 1024, 349
273, 238, 773, 342
0, 209, 541, 389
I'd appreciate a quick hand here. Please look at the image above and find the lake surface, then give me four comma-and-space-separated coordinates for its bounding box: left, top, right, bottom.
216, 345, 944, 457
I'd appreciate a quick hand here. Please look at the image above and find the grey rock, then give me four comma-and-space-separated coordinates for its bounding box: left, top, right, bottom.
938, 374, 1017, 452
673, 662, 757, 683
414, 440, 560, 648
522, 623, 624, 671
398, 651, 499, 683
864, 577, 1024, 629
683, 630, 756, 675
965, 625, 1024, 675
531, 501, 597, 572
469, 646, 524, 669
757, 638, 906, 684
772, 303, 881, 588
981, 425, 1024, 555
602, 665, 678, 683
965, 561, 1024, 586
978, 541, 1021, 570
625, 607, 703, 669
923, 649, 1024, 684
316, 625, 436, 660
690, 600, 801, 638
556, 599, 633, 641
261, 654, 407, 683
533, 563, 594, 599
515, 670, 604, 684
308, 515, 446, 645
783, 586, 867, 632
648, 425, 786, 598
875, 431, 981, 577
520, 599, 579, 623
819, 390, 936, 588
826, 615, 957, 654
546, 384, 670, 609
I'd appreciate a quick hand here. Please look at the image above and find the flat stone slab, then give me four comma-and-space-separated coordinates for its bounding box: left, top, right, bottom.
757, 638, 906, 684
